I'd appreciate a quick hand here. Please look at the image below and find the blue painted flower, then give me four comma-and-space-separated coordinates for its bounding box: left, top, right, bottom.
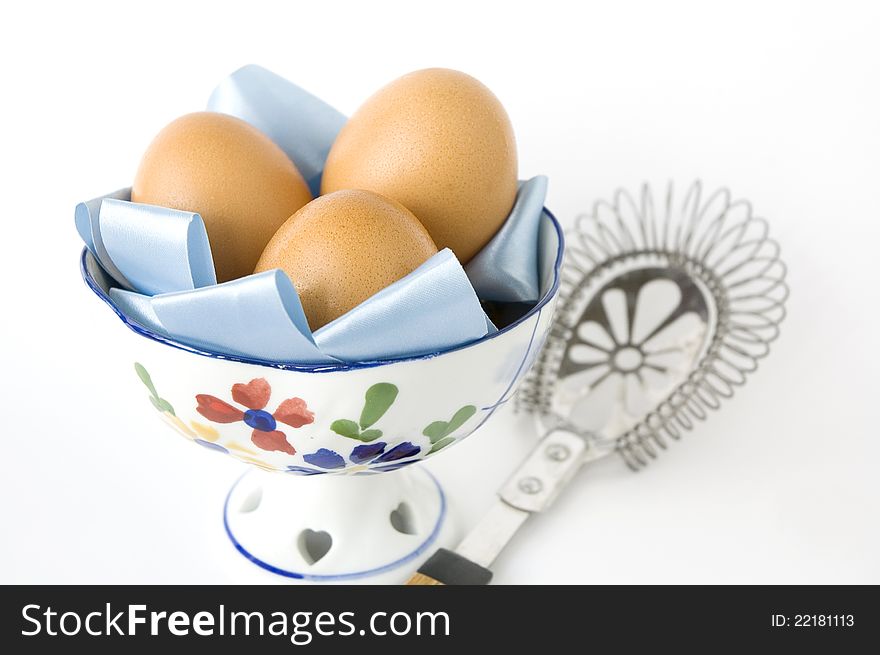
286, 441, 421, 475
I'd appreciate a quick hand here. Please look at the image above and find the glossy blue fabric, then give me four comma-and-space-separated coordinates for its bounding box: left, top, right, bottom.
465, 176, 547, 303
99, 199, 216, 295
207, 65, 346, 196
114, 271, 335, 364
104, 249, 490, 364
74, 188, 134, 290
108, 288, 166, 335
75, 187, 129, 257
315, 249, 492, 361
76, 65, 545, 364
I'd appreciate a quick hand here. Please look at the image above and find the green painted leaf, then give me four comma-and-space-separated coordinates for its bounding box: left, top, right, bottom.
429, 437, 455, 454
357, 429, 383, 442
446, 405, 477, 434
331, 419, 361, 439
423, 421, 449, 444
422, 405, 477, 443
150, 396, 175, 415
135, 362, 158, 398
359, 383, 398, 429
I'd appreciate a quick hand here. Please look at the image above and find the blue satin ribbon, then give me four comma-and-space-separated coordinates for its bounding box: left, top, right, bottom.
109, 288, 167, 334
112, 270, 334, 364
100, 199, 216, 295
106, 250, 490, 363
75, 187, 128, 257
315, 249, 493, 361
465, 176, 547, 303
75, 188, 134, 290
77, 65, 546, 364
207, 65, 346, 196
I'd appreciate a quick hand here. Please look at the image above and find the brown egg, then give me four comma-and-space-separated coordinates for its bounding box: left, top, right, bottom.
255, 189, 438, 329
132, 112, 312, 282
321, 68, 518, 263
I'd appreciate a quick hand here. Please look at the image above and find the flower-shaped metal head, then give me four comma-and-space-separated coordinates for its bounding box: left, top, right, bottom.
518, 181, 788, 469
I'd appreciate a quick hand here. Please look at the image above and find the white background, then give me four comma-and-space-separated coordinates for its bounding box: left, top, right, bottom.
0, 0, 877, 584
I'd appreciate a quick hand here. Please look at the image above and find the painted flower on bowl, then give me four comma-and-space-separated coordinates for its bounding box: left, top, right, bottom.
195, 378, 314, 455
286, 441, 422, 475
135, 367, 480, 474
135, 362, 228, 453
285, 386, 478, 474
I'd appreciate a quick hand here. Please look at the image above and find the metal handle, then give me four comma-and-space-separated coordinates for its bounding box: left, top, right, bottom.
406, 427, 593, 585
498, 427, 588, 513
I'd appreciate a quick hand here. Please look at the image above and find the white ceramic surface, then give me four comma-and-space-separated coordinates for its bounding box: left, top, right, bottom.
223, 466, 456, 584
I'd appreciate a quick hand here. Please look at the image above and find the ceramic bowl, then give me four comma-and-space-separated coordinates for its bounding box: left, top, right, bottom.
81, 210, 564, 476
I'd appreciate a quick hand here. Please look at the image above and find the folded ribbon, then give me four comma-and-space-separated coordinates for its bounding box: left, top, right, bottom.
75, 188, 134, 290
108, 249, 490, 363
112, 270, 333, 364
207, 65, 346, 196
315, 249, 493, 361
465, 175, 548, 303
100, 199, 216, 295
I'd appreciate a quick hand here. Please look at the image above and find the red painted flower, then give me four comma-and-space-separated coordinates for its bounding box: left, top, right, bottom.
195, 378, 314, 455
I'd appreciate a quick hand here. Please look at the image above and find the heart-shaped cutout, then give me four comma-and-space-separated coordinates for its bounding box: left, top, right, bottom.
390, 502, 417, 535
298, 529, 332, 565
238, 486, 262, 514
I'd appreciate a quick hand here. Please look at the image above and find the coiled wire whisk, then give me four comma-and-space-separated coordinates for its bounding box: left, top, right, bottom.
517, 181, 788, 470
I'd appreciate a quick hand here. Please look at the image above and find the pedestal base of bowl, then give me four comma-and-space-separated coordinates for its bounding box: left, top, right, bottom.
223, 465, 455, 584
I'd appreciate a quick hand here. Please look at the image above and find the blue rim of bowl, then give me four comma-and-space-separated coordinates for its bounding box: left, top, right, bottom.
80, 207, 565, 372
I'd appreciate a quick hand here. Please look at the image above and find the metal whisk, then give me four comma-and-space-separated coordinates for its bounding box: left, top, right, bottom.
409, 181, 788, 585
519, 180, 788, 468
